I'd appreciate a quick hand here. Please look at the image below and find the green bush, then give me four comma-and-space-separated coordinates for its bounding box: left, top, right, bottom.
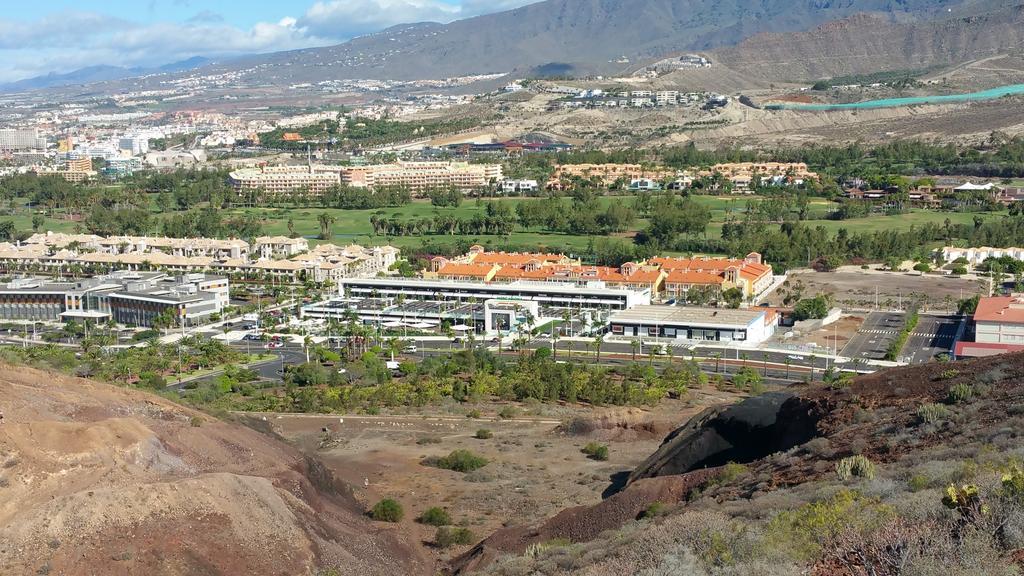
917, 402, 951, 424
370, 498, 404, 522
641, 501, 667, 519
764, 490, 894, 562
913, 263, 931, 273
498, 406, 518, 419
417, 507, 452, 526
435, 526, 475, 548
582, 442, 609, 461
429, 449, 489, 473
946, 382, 973, 404
466, 409, 481, 419
908, 474, 930, 492
950, 265, 968, 275
416, 436, 442, 445
939, 369, 960, 381
474, 428, 493, 439
836, 455, 876, 481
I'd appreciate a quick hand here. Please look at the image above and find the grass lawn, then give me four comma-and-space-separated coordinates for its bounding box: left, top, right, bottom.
10, 191, 1007, 257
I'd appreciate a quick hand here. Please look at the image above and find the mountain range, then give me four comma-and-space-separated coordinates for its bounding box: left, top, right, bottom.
0, 57, 211, 93
193, 0, 1024, 84
9, 0, 1024, 94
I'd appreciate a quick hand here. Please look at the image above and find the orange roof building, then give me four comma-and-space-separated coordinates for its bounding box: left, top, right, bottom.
655, 252, 772, 300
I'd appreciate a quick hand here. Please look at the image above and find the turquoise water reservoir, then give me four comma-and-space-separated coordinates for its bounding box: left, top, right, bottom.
767, 83, 1024, 111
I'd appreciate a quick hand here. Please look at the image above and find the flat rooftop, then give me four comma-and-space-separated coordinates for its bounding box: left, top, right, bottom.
610, 305, 764, 327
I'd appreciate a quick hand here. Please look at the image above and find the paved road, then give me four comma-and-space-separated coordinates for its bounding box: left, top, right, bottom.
904, 315, 960, 364
840, 311, 905, 361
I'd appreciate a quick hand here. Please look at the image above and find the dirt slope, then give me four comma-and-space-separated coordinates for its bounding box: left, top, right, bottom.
0, 364, 432, 576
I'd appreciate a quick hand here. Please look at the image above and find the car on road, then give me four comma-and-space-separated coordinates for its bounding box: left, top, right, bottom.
787, 355, 805, 361
402, 345, 417, 353
266, 342, 283, 349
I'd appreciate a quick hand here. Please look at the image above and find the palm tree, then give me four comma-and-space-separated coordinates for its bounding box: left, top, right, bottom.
740, 352, 749, 369
762, 353, 769, 377
592, 332, 605, 362
630, 338, 641, 362
303, 335, 313, 363
551, 323, 560, 358
386, 337, 402, 362
785, 358, 792, 380
713, 352, 722, 373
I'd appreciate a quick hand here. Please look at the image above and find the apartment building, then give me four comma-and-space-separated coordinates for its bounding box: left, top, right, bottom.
699, 162, 819, 192
0, 129, 45, 151
229, 165, 340, 196
653, 253, 774, 300
339, 161, 503, 192
25, 232, 250, 260
6, 233, 399, 285
547, 163, 675, 189
940, 246, 1024, 268
429, 247, 664, 293
254, 236, 310, 259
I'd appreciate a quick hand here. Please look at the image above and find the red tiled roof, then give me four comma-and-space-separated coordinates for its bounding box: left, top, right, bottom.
436, 263, 495, 278
473, 251, 567, 266
974, 296, 1024, 324
664, 270, 725, 285
955, 341, 1024, 357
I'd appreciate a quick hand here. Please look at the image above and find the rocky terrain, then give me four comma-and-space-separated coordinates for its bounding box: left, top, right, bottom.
454, 352, 1024, 575
0, 365, 431, 576
714, 6, 1024, 82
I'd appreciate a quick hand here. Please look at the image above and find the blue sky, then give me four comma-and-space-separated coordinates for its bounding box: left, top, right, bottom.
0, 0, 541, 83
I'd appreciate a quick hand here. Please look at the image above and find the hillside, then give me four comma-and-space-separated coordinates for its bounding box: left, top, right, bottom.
455, 352, 1024, 575
197, 0, 1009, 83
714, 5, 1024, 82
0, 365, 431, 576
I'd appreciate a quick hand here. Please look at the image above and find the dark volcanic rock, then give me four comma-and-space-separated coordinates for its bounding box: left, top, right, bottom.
629, 391, 825, 483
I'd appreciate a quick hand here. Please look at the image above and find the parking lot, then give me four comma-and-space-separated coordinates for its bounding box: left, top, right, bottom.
839, 311, 961, 363
839, 311, 905, 361
905, 315, 961, 363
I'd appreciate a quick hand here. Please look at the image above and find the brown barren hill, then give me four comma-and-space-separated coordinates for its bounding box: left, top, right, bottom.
0, 364, 432, 576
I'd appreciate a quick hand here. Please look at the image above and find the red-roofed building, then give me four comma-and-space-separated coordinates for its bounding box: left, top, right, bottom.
955, 295, 1024, 357
654, 252, 772, 300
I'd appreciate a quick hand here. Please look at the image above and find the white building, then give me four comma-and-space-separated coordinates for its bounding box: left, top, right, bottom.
501, 179, 539, 194
608, 305, 777, 344
0, 129, 45, 151
119, 137, 150, 157
254, 236, 310, 259
940, 246, 1024, 267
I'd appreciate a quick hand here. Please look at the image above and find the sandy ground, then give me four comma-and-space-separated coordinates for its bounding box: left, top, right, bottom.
767, 269, 988, 311
0, 364, 432, 576
263, 390, 738, 561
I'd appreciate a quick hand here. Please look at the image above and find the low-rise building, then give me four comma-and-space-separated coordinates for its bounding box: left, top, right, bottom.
500, 179, 539, 194
254, 236, 310, 259
652, 253, 773, 300
0, 271, 228, 327
608, 305, 777, 344
955, 295, 1024, 357
940, 246, 1024, 268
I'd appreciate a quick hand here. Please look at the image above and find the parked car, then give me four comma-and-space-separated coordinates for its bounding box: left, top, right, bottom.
267, 342, 283, 349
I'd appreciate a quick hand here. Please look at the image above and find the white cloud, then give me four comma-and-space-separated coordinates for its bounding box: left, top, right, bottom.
0, 1, 544, 83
